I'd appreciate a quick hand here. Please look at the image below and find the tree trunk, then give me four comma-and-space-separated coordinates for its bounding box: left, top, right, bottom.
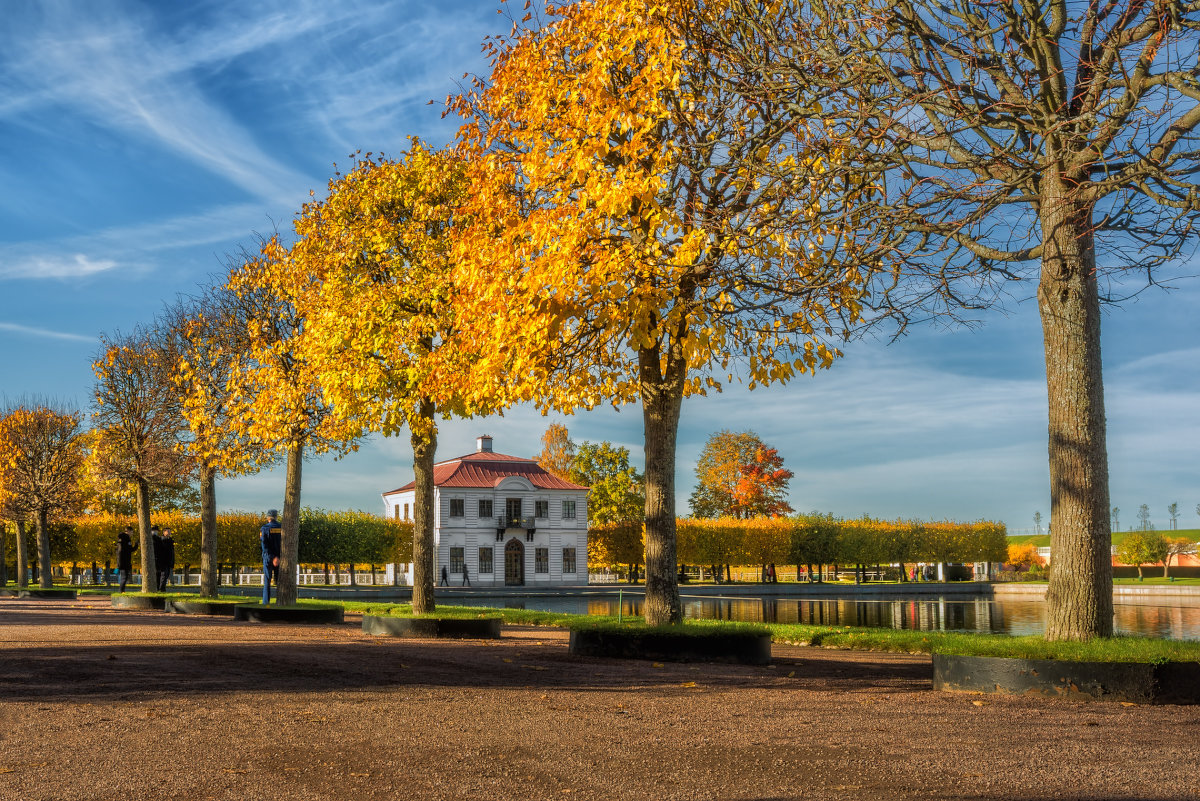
277, 439, 304, 606
35, 509, 52, 588
0, 523, 7, 586
16, 522, 29, 586
1163, 558, 1170, 579
136, 478, 155, 592
410, 402, 437, 615
640, 347, 685, 626
1039, 200, 1113, 640
199, 465, 219, 599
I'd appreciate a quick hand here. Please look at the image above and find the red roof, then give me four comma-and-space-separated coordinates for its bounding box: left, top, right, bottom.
384, 450, 588, 494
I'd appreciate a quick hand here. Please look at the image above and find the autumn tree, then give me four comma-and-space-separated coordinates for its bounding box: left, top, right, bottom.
0, 403, 87, 588
570, 441, 645, 527
91, 329, 194, 590
536, 423, 577, 481
282, 145, 490, 614
738, 0, 1200, 639
690, 430, 793, 519
168, 288, 272, 598
1163, 536, 1196, 578
1116, 530, 1168, 579
1007, 543, 1046, 572
453, 0, 868, 624
222, 237, 363, 607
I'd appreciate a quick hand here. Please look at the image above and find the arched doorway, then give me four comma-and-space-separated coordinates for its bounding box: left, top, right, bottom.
505, 539, 525, 586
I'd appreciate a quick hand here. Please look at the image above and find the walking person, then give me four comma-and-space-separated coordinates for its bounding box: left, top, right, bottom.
157, 528, 175, 591
260, 510, 282, 604
462, 563, 470, 587
116, 527, 136, 592
439, 565, 449, 586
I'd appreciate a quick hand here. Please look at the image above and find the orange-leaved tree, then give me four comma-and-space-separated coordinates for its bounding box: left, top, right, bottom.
91, 329, 194, 590
168, 289, 274, 598
0, 402, 87, 588
453, 0, 870, 624
284, 145, 494, 614
222, 237, 364, 606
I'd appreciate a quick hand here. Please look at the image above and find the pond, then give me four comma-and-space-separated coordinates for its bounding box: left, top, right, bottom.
456, 593, 1200, 641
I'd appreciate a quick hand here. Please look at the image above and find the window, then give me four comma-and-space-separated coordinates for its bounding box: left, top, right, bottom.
535, 500, 549, 518
562, 500, 576, 520
403, 503, 410, 520
449, 498, 464, 517
449, 547, 465, 574
562, 547, 576, 573
478, 499, 493, 519
506, 498, 523, 523
479, 547, 493, 574
393, 504, 400, 519
535, 547, 549, 573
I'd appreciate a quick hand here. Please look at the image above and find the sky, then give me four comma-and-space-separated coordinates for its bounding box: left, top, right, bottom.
0, 0, 1197, 537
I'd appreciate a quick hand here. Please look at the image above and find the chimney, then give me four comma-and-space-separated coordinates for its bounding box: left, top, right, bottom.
476, 435, 493, 453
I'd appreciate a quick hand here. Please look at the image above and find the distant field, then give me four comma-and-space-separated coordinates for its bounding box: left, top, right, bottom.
1008, 528, 1200, 547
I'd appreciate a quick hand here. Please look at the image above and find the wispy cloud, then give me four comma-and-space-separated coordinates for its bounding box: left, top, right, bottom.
0, 253, 118, 279
0, 321, 95, 343
0, 0, 326, 202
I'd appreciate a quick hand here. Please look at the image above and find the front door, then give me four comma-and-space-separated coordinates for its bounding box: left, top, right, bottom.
505, 539, 525, 586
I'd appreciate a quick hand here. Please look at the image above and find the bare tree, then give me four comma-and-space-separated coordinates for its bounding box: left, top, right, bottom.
1168, 502, 1180, 530
732, 0, 1200, 639
1138, 503, 1154, 531
91, 328, 194, 591
1111, 506, 1121, 534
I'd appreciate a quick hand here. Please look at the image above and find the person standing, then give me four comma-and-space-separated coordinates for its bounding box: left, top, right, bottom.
157, 528, 175, 591
116, 527, 137, 592
150, 524, 164, 590
260, 510, 282, 605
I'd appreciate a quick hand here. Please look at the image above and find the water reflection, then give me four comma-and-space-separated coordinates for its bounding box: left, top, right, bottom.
466, 594, 1200, 641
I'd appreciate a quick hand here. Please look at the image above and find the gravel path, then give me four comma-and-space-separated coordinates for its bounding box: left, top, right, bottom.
1, 597, 1198, 801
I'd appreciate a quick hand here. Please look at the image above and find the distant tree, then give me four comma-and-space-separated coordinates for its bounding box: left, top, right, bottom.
1163, 536, 1197, 578
1111, 506, 1120, 535
0, 402, 86, 588
569, 441, 644, 527
690, 431, 793, 519
733, 446, 795, 519
1033, 511, 1042, 536
1116, 531, 1168, 580
1168, 503, 1179, 531
1137, 504, 1154, 532
536, 424, 577, 482
1007, 543, 1046, 572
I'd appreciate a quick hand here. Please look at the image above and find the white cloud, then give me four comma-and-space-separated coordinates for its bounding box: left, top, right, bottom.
0, 321, 95, 343
0, 253, 119, 279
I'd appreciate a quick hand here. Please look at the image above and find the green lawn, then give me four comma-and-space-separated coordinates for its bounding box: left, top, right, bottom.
1009, 528, 1200, 548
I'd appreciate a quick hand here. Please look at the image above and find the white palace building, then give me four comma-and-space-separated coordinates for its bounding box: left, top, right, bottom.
382, 436, 589, 587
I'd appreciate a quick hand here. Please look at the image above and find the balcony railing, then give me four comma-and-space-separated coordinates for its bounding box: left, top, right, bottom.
497, 515, 537, 529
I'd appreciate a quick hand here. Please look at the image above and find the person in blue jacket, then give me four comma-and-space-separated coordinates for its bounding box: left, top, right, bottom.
260, 509, 283, 604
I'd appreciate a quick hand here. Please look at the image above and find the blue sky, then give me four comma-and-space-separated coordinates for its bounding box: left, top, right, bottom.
1, 0, 1196, 536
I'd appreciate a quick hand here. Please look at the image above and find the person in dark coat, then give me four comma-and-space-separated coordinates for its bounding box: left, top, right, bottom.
440, 566, 449, 586
116, 528, 137, 592
260, 510, 283, 604
157, 528, 175, 591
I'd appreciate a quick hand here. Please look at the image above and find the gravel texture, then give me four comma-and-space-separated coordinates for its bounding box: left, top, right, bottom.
1, 596, 1198, 801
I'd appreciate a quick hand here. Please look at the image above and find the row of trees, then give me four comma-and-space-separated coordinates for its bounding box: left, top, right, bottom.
0, 510, 411, 578
11, 0, 1196, 640
590, 514, 1008, 579
1115, 531, 1198, 578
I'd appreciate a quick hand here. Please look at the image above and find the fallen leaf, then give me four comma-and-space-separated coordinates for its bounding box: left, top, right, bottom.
1119, 702, 1137, 707
680, 681, 697, 688
787, 671, 795, 678
222, 769, 248, 775
971, 701, 987, 707
502, 658, 513, 663
0, 768, 15, 774
652, 662, 665, 669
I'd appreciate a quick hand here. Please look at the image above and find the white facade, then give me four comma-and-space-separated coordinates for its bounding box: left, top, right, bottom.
382, 437, 589, 587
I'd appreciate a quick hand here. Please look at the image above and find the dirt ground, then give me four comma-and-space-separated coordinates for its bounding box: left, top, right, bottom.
1, 597, 1198, 801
